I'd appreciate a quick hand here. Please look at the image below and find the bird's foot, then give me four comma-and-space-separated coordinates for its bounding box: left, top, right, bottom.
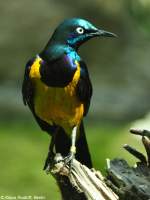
63, 152, 75, 172
44, 153, 65, 174
43, 153, 54, 173
63, 145, 76, 172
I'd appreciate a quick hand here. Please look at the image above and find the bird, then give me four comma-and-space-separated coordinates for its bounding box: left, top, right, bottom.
22, 18, 116, 170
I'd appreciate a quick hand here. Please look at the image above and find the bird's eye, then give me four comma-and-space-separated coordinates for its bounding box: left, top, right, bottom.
76, 27, 84, 34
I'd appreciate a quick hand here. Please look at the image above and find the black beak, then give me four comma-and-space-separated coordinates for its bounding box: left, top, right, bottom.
93, 29, 117, 37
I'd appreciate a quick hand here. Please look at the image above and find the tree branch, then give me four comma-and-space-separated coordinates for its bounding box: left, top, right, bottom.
48, 153, 118, 200
45, 128, 150, 200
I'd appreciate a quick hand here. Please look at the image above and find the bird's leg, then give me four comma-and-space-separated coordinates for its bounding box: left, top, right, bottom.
43, 136, 55, 172
43, 128, 58, 172
64, 126, 77, 169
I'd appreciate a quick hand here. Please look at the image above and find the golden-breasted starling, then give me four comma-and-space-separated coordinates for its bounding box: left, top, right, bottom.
22, 18, 116, 170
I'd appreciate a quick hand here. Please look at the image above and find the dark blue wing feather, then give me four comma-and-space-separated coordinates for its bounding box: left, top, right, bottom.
76, 61, 93, 116
22, 57, 56, 135
22, 57, 35, 106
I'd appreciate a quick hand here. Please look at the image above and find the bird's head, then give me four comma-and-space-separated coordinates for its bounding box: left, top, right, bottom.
50, 18, 117, 50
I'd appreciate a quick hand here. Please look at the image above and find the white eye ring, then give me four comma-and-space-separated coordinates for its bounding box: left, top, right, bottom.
76, 27, 84, 34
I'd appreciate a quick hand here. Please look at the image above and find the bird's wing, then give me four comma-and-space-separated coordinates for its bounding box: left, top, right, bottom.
22, 57, 56, 135
76, 61, 93, 116
22, 57, 35, 107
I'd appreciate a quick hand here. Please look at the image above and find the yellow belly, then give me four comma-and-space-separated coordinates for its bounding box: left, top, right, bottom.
29, 56, 84, 134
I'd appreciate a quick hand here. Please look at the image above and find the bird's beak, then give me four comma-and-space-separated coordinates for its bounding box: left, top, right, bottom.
92, 29, 117, 38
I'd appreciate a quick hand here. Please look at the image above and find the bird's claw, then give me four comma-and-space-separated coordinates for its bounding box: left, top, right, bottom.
43, 152, 75, 174
44, 163, 51, 174
63, 152, 75, 171
43, 153, 54, 173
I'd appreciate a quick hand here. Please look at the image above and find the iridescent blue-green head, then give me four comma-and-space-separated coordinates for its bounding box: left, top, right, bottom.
49, 18, 116, 50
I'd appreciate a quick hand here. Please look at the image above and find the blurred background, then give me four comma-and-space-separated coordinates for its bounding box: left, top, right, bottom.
1, 0, 150, 199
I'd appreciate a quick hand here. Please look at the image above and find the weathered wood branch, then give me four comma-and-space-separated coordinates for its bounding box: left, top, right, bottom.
106, 128, 150, 200
46, 129, 150, 200
48, 153, 118, 200
106, 158, 150, 200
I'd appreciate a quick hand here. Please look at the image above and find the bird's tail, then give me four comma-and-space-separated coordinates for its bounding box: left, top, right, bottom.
54, 121, 92, 168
